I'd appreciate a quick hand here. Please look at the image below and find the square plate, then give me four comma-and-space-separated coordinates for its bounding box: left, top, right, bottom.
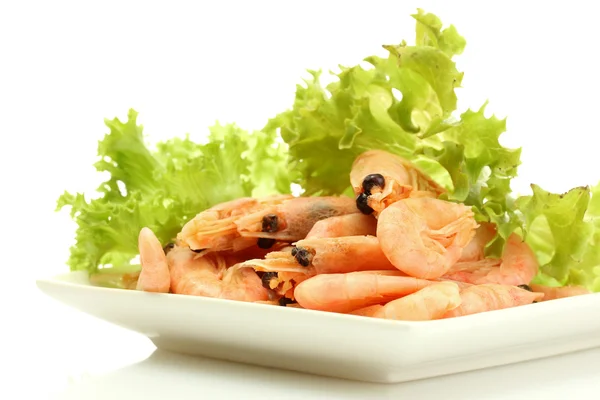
36, 271, 600, 383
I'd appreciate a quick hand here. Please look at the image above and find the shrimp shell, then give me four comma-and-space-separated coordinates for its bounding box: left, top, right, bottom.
136, 227, 170, 293
235, 196, 360, 241
529, 283, 590, 301
377, 197, 477, 279
293, 235, 399, 274
294, 270, 431, 313
443, 284, 543, 319
373, 281, 462, 321
305, 213, 377, 239
177, 195, 293, 252
350, 150, 446, 215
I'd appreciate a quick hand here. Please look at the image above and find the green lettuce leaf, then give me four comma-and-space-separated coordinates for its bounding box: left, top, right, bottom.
518, 183, 600, 291
267, 10, 521, 257
56, 109, 291, 277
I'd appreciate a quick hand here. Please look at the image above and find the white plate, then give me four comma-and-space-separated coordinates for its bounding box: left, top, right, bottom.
36, 271, 600, 384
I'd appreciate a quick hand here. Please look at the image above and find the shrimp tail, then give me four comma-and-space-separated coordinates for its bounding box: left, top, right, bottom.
136, 227, 171, 293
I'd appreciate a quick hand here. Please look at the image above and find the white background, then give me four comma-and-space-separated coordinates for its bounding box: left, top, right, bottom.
1, 1, 599, 398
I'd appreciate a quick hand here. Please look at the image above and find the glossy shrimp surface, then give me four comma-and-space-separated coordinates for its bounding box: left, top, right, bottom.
136, 227, 170, 293
377, 197, 477, 279
292, 235, 398, 274
443, 284, 543, 319
294, 270, 432, 313
235, 196, 360, 242
444, 233, 539, 286
350, 150, 445, 215
177, 195, 292, 252
305, 213, 377, 239
167, 246, 269, 302
373, 281, 462, 321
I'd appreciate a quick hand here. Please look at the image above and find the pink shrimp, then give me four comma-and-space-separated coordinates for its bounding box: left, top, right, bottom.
376, 197, 478, 279
166, 246, 269, 302
457, 222, 497, 262
372, 281, 462, 321
350, 149, 446, 216
292, 235, 399, 274
305, 213, 377, 239
294, 270, 433, 313
136, 227, 170, 293
443, 233, 539, 287
529, 283, 591, 301
177, 194, 293, 253
443, 284, 543, 319
235, 195, 360, 242
235, 247, 317, 303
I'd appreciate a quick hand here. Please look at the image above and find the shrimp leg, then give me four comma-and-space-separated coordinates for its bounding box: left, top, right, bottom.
350, 149, 446, 215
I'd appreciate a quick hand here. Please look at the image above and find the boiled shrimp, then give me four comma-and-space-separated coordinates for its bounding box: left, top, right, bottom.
235, 247, 317, 302
136, 227, 170, 293
166, 246, 269, 302
305, 213, 377, 239
443, 284, 543, 319
292, 235, 399, 274
235, 195, 360, 242
529, 283, 590, 301
377, 197, 477, 279
350, 149, 446, 215
443, 233, 539, 287
294, 270, 433, 313
372, 281, 462, 321
177, 194, 293, 253
457, 222, 497, 262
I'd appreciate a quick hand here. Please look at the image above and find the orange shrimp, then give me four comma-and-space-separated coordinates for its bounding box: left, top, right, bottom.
177, 194, 293, 252
166, 246, 269, 302
136, 227, 170, 293
457, 222, 497, 262
235, 247, 317, 302
305, 213, 377, 239
376, 197, 478, 279
529, 283, 591, 301
443, 233, 539, 287
348, 304, 384, 317
294, 270, 433, 313
443, 284, 543, 319
235, 195, 360, 242
350, 149, 445, 215
372, 281, 462, 321
292, 235, 399, 274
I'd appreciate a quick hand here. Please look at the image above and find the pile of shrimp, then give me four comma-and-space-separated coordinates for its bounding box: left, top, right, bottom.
132, 149, 591, 321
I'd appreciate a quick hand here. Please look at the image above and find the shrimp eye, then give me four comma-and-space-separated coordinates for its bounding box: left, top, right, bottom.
278, 297, 296, 306
356, 193, 374, 215
362, 173, 385, 193
262, 214, 279, 233
191, 248, 206, 253
261, 271, 278, 289
294, 247, 311, 267
257, 238, 276, 249
517, 284, 532, 292
163, 242, 175, 254
291, 247, 298, 256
